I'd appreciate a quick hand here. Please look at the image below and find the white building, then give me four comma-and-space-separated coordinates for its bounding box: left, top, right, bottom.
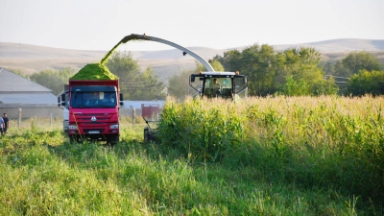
0, 67, 60, 118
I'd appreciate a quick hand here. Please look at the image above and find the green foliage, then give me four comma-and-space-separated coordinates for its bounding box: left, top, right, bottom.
106, 52, 166, 100
30, 67, 75, 95
131, 67, 166, 100
282, 75, 310, 96
208, 59, 225, 71
168, 70, 192, 100
214, 44, 278, 95
71, 63, 118, 80
311, 78, 339, 95
319, 61, 334, 74
1, 97, 384, 215
158, 98, 245, 162
278, 48, 338, 96
346, 69, 384, 96
334, 51, 381, 77
157, 96, 384, 213
212, 49, 243, 72
214, 46, 337, 96
242, 44, 277, 96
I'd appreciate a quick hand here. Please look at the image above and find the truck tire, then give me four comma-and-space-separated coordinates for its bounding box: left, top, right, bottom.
107, 135, 119, 147
69, 135, 76, 144
69, 135, 83, 144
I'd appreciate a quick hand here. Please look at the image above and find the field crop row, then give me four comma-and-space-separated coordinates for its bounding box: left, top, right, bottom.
158, 95, 384, 212
0, 96, 383, 215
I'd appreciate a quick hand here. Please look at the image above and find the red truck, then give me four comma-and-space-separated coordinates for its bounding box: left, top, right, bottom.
61, 80, 123, 145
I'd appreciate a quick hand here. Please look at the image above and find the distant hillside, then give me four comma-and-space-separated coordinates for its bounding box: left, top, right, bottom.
1, 38, 384, 84
273, 38, 384, 53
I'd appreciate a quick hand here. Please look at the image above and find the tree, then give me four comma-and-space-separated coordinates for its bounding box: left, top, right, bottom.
277, 47, 336, 96
105, 52, 141, 98
106, 52, 165, 100
213, 46, 336, 96
131, 67, 166, 100
213, 49, 243, 72
335, 51, 381, 77
30, 67, 75, 95
168, 70, 192, 100
242, 44, 277, 96
208, 59, 225, 72
319, 61, 333, 75
214, 44, 277, 96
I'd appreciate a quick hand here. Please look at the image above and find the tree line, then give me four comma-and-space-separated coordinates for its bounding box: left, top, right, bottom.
169, 46, 384, 98
19, 45, 384, 99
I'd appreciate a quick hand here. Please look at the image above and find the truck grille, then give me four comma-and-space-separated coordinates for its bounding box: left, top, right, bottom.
84, 129, 104, 134
73, 113, 112, 123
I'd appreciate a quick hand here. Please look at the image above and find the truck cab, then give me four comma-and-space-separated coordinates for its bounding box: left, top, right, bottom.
60, 80, 123, 145
189, 72, 248, 99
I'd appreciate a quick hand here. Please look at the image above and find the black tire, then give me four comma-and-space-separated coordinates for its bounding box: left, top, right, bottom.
69, 135, 76, 144
144, 128, 149, 143
107, 135, 119, 147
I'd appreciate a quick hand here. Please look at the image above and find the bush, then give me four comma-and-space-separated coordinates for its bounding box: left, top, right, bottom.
346, 69, 384, 96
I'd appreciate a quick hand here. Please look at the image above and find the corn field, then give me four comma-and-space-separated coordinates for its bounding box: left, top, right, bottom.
158, 95, 384, 206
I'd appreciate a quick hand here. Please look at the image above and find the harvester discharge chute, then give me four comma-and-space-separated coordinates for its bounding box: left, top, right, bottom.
107, 33, 248, 143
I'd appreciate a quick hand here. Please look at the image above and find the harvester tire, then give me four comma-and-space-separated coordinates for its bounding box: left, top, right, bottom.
144, 128, 149, 143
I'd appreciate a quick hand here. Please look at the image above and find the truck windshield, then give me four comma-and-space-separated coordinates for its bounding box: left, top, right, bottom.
70, 86, 117, 108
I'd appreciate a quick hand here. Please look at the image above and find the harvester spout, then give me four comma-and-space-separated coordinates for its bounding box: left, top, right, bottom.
119, 33, 215, 72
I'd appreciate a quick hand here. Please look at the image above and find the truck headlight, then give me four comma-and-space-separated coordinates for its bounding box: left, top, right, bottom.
110, 124, 119, 129
68, 125, 78, 130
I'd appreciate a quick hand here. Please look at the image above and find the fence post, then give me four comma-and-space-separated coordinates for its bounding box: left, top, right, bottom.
18, 108, 22, 128
132, 108, 136, 124
50, 113, 53, 127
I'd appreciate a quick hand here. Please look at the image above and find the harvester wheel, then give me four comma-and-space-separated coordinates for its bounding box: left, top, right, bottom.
144, 128, 149, 143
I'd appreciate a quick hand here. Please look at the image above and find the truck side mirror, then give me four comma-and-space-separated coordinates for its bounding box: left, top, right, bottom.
119, 93, 124, 106
59, 94, 66, 107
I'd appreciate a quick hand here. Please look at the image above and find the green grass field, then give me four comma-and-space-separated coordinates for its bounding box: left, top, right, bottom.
1, 96, 383, 215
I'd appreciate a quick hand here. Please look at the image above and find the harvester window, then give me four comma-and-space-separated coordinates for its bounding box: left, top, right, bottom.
204, 77, 232, 97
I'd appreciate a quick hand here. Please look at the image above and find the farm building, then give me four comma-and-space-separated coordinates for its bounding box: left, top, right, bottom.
0, 67, 61, 118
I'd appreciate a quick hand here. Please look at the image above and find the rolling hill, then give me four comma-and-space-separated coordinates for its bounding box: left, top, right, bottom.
1, 38, 384, 84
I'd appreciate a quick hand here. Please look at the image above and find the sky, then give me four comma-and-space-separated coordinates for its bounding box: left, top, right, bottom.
1, 0, 384, 51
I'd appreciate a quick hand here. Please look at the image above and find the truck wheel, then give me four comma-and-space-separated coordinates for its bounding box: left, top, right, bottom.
107, 135, 119, 147
144, 129, 149, 143
69, 135, 76, 144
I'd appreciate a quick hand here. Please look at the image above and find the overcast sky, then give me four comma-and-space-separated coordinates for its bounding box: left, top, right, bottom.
1, 0, 383, 51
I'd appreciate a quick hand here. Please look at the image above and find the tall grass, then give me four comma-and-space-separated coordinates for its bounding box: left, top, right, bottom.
158, 95, 384, 212
0, 97, 383, 215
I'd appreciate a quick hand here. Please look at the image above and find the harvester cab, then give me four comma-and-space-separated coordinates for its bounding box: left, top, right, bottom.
189, 72, 248, 99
